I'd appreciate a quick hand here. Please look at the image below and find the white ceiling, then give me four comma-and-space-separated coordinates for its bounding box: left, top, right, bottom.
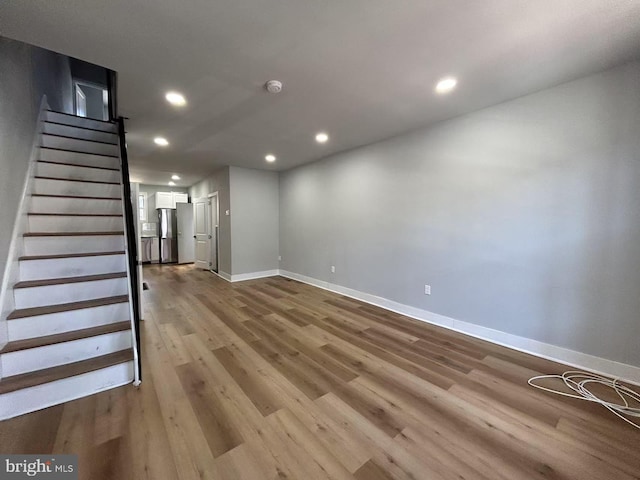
2, 0, 640, 187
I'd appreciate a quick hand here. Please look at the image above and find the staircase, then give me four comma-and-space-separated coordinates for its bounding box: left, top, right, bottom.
0, 111, 138, 420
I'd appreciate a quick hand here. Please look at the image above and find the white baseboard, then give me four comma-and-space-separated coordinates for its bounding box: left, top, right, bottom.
223, 269, 280, 283
278, 270, 640, 385
216, 271, 232, 282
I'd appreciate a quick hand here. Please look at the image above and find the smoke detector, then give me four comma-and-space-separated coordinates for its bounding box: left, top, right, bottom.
265, 80, 283, 94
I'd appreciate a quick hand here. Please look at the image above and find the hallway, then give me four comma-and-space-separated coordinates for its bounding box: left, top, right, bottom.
1, 265, 638, 480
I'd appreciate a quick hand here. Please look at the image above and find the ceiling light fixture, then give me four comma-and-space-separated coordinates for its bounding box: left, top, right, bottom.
168, 181, 176, 186
315, 132, 329, 143
435, 77, 457, 94
154, 137, 169, 146
265, 154, 276, 162
165, 91, 186, 106
171, 175, 181, 180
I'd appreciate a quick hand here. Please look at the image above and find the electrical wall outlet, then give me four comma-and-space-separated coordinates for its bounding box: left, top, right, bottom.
331, 266, 336, 273
278, 256, 282, 261
424, 284, 431, 295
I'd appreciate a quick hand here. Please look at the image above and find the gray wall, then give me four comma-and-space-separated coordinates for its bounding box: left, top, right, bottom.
0, 37, 73, 306
229, 167, 279, 275
280, 61, 640, 367
30, 43, 73, 114
189, 167, 232, 275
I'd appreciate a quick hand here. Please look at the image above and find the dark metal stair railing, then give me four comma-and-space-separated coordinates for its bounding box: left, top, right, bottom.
109, 68, 142, 383
117, 116, 142, 384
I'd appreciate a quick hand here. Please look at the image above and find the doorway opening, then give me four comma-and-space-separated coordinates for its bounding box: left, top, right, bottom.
74, 81, 109, 120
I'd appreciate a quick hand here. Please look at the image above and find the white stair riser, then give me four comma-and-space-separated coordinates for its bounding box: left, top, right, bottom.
1, 331, 132, 377
20, 254, 126, 281
40, 148, 120, 169
0, 361, 133, 420
36, 162, 120, 183
34, 178, 121, 198
41, 134, 119, 157
43, 123, 118, 144
44, 111, 118, 133
23, 235, 125, 256
14, 277, 128, 309
28, 215, 123, 233
30, 196, 122, 215
7, 303, 130, 341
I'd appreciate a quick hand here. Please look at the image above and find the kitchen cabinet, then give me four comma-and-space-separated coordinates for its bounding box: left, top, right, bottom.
155, 191, 174, 209
151, 191, 189, 209
151, 238, 159, 262
141, 237, 159, 263
173, 192, 189, 206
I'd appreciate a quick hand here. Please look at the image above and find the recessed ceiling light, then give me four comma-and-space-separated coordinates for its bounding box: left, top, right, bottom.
435, 77, 457, 94
154, 137, 169, 146
265, 154, 276, 162
315, 132, 329, 143
165, 91, 186, 106
171, 175, 180, 180
168, 181, 176, 186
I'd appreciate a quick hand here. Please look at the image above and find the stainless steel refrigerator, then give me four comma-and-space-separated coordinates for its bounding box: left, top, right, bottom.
157, 208, 178, 263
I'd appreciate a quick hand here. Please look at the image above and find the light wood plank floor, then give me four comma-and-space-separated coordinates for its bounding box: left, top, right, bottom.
1, 264, 639, 480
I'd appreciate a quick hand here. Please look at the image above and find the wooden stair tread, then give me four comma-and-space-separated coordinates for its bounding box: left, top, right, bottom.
46, 110, 115, 125
37, 159, 119, 172
0, 349, 133, 395
8, 295, 129, 320
42, 132, 118, 146
0, 322, 131, 354
34, 175, 120, 185
19, 251, 125, 261
40, 146, 118, 158
15, 272, 127, 289
24, 231, 124, 237
28, 213, 123, 217
44, 120, 118, 134
31, 193, 121, 201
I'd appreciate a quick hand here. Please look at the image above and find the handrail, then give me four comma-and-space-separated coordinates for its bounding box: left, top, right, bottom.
117, 116, 142, 384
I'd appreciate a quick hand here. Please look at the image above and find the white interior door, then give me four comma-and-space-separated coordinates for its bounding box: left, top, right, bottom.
193, 198, 210, 270
177, 203, 195, 264
209, 193, 218, 272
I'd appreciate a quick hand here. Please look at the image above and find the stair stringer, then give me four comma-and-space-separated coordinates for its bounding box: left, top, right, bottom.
0, 96, 49, 370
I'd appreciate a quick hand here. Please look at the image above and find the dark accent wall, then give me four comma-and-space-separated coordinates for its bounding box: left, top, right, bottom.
0, 36, 74, 315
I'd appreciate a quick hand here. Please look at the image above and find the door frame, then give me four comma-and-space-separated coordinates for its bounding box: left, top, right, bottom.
75, 85, 87, 117
207, 192, 219, 273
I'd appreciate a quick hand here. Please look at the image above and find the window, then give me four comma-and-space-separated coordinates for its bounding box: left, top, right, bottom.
138, 193, 148, 222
